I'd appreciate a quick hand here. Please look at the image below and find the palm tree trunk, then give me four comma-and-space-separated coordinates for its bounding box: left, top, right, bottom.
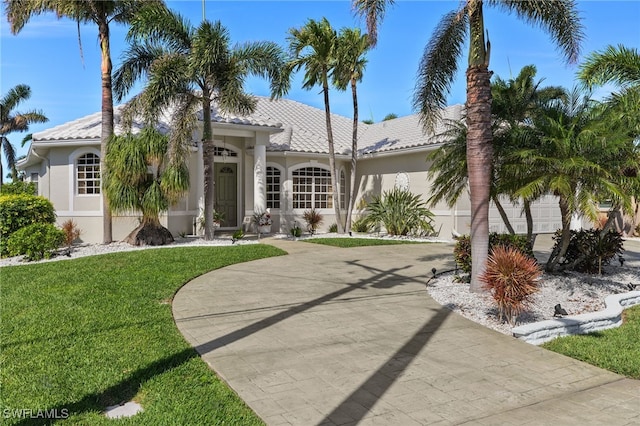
322, 76, 344, 233
345, 78, 359, 233
99, 18, 113, 244
201, 92, 215, 240
466, 64, 493, 292
546, 195, 572, 272
524, 198, 534, 246
492, 195, 514, 234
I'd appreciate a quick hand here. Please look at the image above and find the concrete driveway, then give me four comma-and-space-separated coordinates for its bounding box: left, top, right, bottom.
173, 238, 640, 425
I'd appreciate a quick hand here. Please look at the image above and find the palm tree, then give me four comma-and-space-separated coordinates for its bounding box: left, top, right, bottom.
579, 45, 640, 234
287, 18, 344, 233
113, 7, 288, 240
4, 0, 165, 243
104, 127, 188, 245
0, 84, 48, 186
353, 0, 583, 291
332, 27, 370, 233
514, 88, 628, 272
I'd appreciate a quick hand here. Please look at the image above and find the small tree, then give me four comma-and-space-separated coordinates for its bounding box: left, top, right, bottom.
104, 128, 188, 246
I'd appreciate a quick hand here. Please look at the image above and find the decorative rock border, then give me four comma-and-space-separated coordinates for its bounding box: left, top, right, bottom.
512, 291, 640, 345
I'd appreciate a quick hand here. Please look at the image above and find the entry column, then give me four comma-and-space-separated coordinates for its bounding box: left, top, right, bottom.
253, 133, 268, 213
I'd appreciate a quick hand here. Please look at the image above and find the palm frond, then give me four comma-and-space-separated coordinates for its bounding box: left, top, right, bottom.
491, 0, 584, 64
578, 44, 640, 89
351, 0, 393, 47
414, 8, 468, 132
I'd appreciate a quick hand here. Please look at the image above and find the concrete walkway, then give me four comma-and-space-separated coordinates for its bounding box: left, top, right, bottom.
173, 238, 640, 425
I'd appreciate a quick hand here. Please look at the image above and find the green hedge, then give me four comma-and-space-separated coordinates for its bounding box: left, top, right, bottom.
0, 194, 56, 256
454, 233, 535, 274
6, 223, 65, 261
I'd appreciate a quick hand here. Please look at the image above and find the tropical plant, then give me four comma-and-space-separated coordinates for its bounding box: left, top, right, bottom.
352, 0, 583, 292
579, 45, 640, 235
287, 18, 343, 233
104, 127, 189, 245
0, 84, 48, 185
480, 245, 541, 326
351, 215, 371, 233
6, 222, 65, 261
513, 88, 629, 272
303, 208, 323, 235
382, 113, 397, 121
231, 229, 245, 243
332, 26, 370, 234
113, 7, 287, 240
5, 0, 166, 243
454, 233, 535, 275
551, 228, 624, 274
253, 209, 272, 227
364, 188, 434, 236
290, 224, 302, 238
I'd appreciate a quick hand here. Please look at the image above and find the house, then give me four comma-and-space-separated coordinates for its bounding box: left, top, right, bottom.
17, 96, 562, 243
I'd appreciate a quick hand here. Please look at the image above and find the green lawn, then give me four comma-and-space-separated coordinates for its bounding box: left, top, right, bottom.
542, 305, 640, 379
0, 245, 285, 425
304, 237, 427, 248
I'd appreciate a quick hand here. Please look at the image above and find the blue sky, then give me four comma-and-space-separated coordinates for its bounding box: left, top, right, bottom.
1, 0, 639, 172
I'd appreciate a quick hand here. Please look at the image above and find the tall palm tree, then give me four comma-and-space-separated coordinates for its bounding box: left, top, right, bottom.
114, 7, 288, 240
287, 18, 344, 232
332, 27, 370, 233
353, 0, 583, 291
4, 0, 165, 243
0, 84, 48, 186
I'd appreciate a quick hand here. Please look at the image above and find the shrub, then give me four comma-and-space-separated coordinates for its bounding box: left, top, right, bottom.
303, 209, 323, 235
553, 228, 624, 274
364, 188, 434, 236
61, 219, 82, 248
290, 225, 302, 238
351, 216, 371, 233
454, 233, 535, 274
0, 181, 37, 195
481, 246, 541, 325
0, 194, 56, 256
6, 223, 65, 261
231, 229, 245, 243
328, 223, 338, 233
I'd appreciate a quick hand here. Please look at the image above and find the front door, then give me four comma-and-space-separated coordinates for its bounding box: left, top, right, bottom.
215, 163, 237, 227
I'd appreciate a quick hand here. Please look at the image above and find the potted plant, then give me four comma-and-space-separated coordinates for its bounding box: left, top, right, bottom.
198, 209, 225, 234
253, 209, 272, 237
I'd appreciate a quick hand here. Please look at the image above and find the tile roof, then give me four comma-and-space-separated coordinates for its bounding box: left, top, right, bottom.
32, 97, 464, 157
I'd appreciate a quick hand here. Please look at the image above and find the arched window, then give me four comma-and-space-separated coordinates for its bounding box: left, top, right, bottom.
292, 166, 332, 209
266, 166, 281, 209
76, 153, 101, 195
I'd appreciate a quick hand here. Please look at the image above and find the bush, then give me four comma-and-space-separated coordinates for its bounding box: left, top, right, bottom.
0, 194, 56, 256
453, 233, 535, 274
303, 209, 323, 235
290, 225, 302, 238
351, 216, 371, 233
0, 181, 37, 195
364, 188, 434, 236
328, 223, 338, 233
481, 246, 541, 325
553, 228, 624, 274
6, 223, 65, 261
61, 219, 82, 248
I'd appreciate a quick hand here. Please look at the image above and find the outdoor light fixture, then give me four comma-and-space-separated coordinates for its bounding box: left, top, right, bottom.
431, 267, 437, 278
619, 256, 625, 267
554, 304, 568, 317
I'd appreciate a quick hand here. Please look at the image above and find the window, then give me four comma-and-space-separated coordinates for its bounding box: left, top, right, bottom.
339, 169, 346, 209
76, 153, 101, 195
266, 166, 281, 209
30, 172, 39, 194
292, 167, 332, 209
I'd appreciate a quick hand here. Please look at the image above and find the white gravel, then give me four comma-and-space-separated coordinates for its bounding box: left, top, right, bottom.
426, 267, 640, 335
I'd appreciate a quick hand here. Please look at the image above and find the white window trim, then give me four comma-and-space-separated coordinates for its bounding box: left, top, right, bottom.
266, 163, 284, 211
68, 147, 102, 213
288, 163, 334, 212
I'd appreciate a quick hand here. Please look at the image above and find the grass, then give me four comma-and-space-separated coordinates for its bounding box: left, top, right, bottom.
304, 237, 427, 248
0, 245, 285, 425
542, 305, 640, 379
